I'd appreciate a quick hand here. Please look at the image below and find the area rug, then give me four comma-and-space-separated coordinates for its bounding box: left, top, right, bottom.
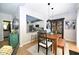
27, 43, 69, 55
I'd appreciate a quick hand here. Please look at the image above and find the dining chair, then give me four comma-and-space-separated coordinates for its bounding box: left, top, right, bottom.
57, 37, 65, 55
38, 30, 52, 55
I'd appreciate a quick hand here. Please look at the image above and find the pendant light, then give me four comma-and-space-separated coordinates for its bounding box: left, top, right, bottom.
12, 17, 19, 29
46, 3, 53, 32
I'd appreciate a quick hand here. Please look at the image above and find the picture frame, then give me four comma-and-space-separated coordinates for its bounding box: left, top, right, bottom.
65, 20, 76, 29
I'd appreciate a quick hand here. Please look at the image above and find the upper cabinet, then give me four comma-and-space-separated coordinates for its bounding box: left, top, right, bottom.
47, 18, 64, 38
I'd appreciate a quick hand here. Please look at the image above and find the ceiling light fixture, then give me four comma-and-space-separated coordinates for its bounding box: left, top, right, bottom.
48, 3, 53, 20
12, 17, 19, 30
46, 3, 53, 31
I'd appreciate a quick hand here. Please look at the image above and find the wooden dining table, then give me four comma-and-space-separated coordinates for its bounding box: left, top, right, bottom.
47, 34, 62, 55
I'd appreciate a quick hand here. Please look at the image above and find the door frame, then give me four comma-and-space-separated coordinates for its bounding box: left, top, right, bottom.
3, 20, 11, 39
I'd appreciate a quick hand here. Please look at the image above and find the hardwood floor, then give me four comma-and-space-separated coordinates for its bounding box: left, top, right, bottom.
17, 40, 37, 55
0, 39, 9, 47
67, 41, 79, 53
17, 40, 79, 55
1, 39, 79, 55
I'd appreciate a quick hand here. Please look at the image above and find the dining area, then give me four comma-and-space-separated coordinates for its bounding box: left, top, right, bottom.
37, 18, 65, 55
37, 30, 65, 55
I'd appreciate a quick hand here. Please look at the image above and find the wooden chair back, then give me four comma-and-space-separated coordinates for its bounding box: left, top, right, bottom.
57, 35, 65, 55
38, 30, 48, 46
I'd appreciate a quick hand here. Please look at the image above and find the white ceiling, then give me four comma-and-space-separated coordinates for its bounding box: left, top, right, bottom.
0, 3, 25, 16
0, 3, 78, 18
25, 3, 78, 18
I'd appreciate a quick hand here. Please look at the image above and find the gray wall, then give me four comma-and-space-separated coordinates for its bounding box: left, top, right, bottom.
0, 19, 3, 41
52, 11, 77, 42
0, 12, 13, 41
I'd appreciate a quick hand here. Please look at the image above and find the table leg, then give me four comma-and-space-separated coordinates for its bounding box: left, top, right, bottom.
54, 40, 57, 55
52, 41, 55, 54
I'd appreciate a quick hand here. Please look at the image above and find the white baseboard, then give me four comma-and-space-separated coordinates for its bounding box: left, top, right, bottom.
77, 44, 79, 48
0, 39, 4, 41
65, 39, 76, 43
19, 40, 31, 47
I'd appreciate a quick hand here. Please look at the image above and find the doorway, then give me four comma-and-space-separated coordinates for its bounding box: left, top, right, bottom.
3, 21, 11, 43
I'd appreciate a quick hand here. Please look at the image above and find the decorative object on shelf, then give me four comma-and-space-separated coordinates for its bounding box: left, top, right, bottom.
12, 17, 19, 29
65, 20, 76, 29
